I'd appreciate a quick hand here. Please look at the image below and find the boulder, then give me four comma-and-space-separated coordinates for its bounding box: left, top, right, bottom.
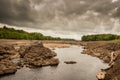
96, 71, 106, 80
22, 43, 59, 67
0, 59, 17, 76
42, 58, 59, 66
0, 45, 18, 76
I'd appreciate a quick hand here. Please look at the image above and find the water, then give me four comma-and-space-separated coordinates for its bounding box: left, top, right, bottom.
0, 46, 108, 80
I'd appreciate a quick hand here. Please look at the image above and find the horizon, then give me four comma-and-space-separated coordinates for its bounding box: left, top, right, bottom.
0, 23, 120, 40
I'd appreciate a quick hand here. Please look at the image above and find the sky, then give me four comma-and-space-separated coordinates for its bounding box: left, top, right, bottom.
0, 0, 120, 40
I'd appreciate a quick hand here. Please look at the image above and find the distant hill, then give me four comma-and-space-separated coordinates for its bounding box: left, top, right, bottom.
81, 34, 120, 41
0, 26, 75, 41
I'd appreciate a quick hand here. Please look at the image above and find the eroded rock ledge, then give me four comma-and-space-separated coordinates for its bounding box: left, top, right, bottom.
82, 42, 120, 80
0, 42, 59, 76
19, 43, 59, 67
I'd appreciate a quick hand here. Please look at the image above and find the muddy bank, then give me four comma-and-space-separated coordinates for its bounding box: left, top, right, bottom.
82, 41, 120, 80
0, 42, 59, 76
0, 39, 82, 48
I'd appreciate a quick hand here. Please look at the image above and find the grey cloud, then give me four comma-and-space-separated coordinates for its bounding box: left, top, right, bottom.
0, 0, 120, 32
112, 7, 120, 17
0, 0, 36, 26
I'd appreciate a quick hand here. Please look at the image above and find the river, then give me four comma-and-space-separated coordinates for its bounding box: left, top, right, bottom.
0, 46, 108, 80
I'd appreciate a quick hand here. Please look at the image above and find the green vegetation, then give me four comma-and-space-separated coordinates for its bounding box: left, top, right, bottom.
111, 39, 120, 42
81, 34, 120, 41
0, 26, 74, 41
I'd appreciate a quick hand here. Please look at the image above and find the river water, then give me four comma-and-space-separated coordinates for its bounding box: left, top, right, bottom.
0, 46, 108, 80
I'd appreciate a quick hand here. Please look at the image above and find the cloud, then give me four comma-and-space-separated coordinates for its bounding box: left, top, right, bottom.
0, 0, 120, 33
0, 0, 37, 26
112, 0, 118, 3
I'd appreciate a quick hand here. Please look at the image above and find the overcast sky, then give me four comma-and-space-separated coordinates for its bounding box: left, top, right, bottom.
0, 0, 120, 39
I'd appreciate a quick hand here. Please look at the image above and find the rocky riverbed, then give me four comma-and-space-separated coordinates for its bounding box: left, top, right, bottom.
1, 39, 120, 80
82, 41, 120, 80
0, 41, 59, 76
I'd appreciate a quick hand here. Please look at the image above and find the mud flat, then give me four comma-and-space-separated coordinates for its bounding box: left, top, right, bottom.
82, 41, 120, 80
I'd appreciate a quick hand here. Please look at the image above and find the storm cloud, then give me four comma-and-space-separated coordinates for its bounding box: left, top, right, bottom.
0, 0, 120, 32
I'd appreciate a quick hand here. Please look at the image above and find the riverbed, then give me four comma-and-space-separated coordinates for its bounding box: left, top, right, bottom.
0, 46, 108, 80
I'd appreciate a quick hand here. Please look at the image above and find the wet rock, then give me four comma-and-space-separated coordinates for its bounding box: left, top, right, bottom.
64, 61, 77, 64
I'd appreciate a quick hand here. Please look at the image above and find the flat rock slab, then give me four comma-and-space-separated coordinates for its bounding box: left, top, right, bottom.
64, 61, 77, 64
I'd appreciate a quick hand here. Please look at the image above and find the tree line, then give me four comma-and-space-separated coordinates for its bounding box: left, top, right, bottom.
0, 26, 74, 40
81, 34, 120, 41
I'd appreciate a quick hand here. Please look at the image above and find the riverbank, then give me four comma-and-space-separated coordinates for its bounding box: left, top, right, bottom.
82, 41, 120, 80
0, 39, 78, 47
0, 39, 120, 80
0, 39, 81, 76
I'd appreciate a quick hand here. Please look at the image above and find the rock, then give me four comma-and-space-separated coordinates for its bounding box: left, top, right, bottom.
0, 45, 18, 76
42, 58, 59, 66
0, 59, 17, 76
18, 46, 28, 58
10, 53, 20, 59
0, 42, 59, 76
103, 56, 110, 63
0, 44, 19, 61
96, 71, 106, 80
21, 43, 59, 67
82, 42, 120, 80
106, 43, 120, 51
0, 45, 17, 55
64, 61, 77, 64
